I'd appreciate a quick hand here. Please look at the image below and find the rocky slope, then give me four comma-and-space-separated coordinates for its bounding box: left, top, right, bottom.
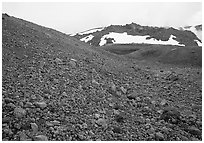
72, 23, 202, 47
2, 13, 202, 141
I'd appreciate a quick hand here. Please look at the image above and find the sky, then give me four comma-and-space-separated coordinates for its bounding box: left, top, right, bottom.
2, 2, 202, 34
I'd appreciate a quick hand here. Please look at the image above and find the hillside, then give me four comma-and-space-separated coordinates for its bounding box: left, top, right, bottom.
72, 23, 202, 47
2, 14, 202, 141
100, 44, 202, 67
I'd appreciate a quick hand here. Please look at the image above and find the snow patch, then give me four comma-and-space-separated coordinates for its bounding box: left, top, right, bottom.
70, 27, 104, 36
80, 35, 94, 42
195, 40, 202, 46
69, 33, 76, 36
99, 32, 185, 46
78, 27, 104, 35
184, 26, 202, 41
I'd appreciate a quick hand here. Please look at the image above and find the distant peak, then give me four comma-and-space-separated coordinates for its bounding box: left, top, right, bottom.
2, 13, 10, 17
184, 26, 192, 29
195, 24, 202, 31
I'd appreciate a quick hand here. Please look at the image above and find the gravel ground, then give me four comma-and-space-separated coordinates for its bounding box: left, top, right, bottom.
2, 14, 202, 141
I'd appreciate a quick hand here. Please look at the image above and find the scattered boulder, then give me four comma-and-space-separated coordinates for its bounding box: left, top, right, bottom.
55, 58, 62, 65
145, 118, 151, 124
61, 91, 68, 97
39, 61, 45, 68
109, 103, 114, 107
120, 86, 127, 94
30, 123, 38, 134
112, 126, 124, 134
127, 91, 139, 100
184, 126, 201, 137
3, 128, 13, 137
113, 104, 121, 110
142, 106, 152, 116
110, 82, 116, 92
113, 109, 120, 115
96, 118, 107, 127
115, 114, 125, 123
107, 83, 121, 98
19, 131, 30, 141
92, 79, 99, 85
82, 123, 88, 129
136, 97, 142, 102
6, 103, 16, 109
2, 117, 11, 123
160, 99, 168, 106
155, 132, 165, 140
161, 126, 169, 134
127, 93, 136, 100
69, 59, 77, 67
165, 72, 179, 82
50, 120, 60, 126
191, 137, 200, 141
34, 101, 47, 109
14, 122, 22, 130
196, 120, 202, 128
115, 91, 122, 97
188, 114, 197, 122
95, 113, 100, 119
30, 95, 37, 100
179, 135, 189, 141
135, 116, 145, 124
192, 104, 202, 111
24, 102, 34, 108
13, 107, 26, 118
157, 109, 163, 114
144, 97, 151, 103
160, 107, 181, 124
145, 124, 151, 129
34, 135, 48, 141
147, 127, 155, 134
4, 98, 14, 104
46, 121, 54, 127
151, 100, 156, 105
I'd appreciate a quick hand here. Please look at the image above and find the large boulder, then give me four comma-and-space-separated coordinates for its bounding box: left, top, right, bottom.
160, 107, 181, 124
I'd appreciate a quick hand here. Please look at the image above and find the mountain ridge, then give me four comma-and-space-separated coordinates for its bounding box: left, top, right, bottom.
71, 23, 202, 47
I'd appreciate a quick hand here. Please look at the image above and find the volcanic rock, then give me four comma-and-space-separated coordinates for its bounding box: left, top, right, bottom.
160, 107, 181, 124
34, 101, 47, 109
13, 107, 26, 118
34, 135, 48, 141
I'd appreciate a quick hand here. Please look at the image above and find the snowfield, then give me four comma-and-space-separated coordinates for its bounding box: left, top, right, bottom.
183, 26, 202, 41
195, 40, 202, 46
69, 33, 77, 36
80, 35, 94, 42
99, 32, 185, 46
78, 27, 104, 35
70, 27, 104, 36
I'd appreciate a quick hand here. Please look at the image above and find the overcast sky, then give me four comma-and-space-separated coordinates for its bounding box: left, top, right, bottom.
2, 2, 202, 34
